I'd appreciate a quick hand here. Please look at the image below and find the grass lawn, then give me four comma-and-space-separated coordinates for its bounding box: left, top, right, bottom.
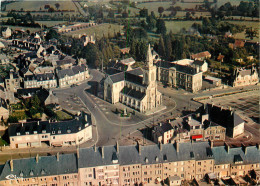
165, 20, 201, 34
215, 0, 252, 8
56, 110, 73, 121
11, 110, 27, 120
64, 23, 124, 39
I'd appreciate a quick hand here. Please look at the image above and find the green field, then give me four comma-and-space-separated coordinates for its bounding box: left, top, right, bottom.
64, 23, 123, 39
215, 0, 253, 8
5, 1, 78, 12
165, 20, 202, 34
36, 21, 67, 27
137, 2, 172, 16
6, 26, 41, 33
227, 21, 259, 42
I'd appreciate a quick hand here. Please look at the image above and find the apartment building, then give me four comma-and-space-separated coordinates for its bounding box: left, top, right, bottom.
8, 112, 92, 148
0, 142, 259, 186
157, 61, 203, 93
24, 73, 57, 89
57, 64, 89, 88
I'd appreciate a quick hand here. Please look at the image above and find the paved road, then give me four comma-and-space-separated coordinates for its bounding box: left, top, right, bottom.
54, 69, 260, 146
54, 69, 179, 146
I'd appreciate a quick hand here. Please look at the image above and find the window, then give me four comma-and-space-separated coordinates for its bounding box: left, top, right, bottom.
198, 162, 201, 166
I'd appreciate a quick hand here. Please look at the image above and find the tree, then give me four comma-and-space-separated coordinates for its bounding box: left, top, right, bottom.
139, 8, 148, 17
158, 35, 165, 58
44, 5, 50, 10
158, 7, 164, 17
7, 116, 18, 123
185, 12, 191, 20
48, 7, 55, 14
156, 19, 166, 35
45, 29, 60, 41
245, 27, 258, 40
55, 3, 60, 10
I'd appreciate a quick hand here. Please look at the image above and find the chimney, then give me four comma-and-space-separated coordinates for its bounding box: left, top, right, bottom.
22, 123, 24, 127
94, 144, 97, 152
224, 142, 230, 153
101, 146, 104, 159
116, 141, 119, 153
175, 141, 179, 153
159, 123, 162, 127
209, 139, 213, 148
242, 143, 247, 155
159, 142, 162, 151
77, 146, 80, 159
10, 159, 13, 172
257, 143, 260, 150
57, 152, 59, 161
138, 142, 141, 155
36, 154, 39, 163
37, 121, 40, 125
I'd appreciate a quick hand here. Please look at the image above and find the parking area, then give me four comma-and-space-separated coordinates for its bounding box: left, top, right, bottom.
200, 90, 259, 123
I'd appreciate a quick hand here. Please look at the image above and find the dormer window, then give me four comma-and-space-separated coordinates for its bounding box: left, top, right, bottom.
19, 171, 24, 177
58, 130, 61, 134
78, 126, 81, 131
85, 123, 89, 127
42, 130, 46, 134
33, 131, 37, 134
30, 170, 34, 176
145, 158, 148, 163
17, 132, 20, 136
67, 129, 71, 133
155, 156, 159, 162
52, 130, 55, 134
41, 169, 45, 175
25, 131, 29, 135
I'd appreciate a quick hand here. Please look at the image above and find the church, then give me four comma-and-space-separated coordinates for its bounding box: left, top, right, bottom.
104, 44, 162, 113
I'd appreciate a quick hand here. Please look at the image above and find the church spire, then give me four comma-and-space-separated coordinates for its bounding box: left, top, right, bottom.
146, 44, 153, 67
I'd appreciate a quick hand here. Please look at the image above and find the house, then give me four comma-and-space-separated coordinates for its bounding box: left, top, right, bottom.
192, 60, 208, 72
191, 51, 211, 61
232, 67, 259, 87
44, 91, 59, 106
8, 112, 92, 148
120, 47, 130, 55
2, 27, 12, 38
199, 104, 244, 138
104, 45, 162, 113
0, 98, 9, 120
152, 122, 174, 144
229, 40, 245, 49
217, 54, 224, 62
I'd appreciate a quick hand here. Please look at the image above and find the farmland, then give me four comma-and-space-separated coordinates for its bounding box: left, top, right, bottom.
64, 23, 123, 39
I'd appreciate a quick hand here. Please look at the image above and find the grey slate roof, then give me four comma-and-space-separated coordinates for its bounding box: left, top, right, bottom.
193, 60, 205, 66
0, 153, 78, 181
57, 65, 86, 79
109, 72, 124, 83
8, 113, 90, 137
121, 86, 146, 100
212, 146, 260, 165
